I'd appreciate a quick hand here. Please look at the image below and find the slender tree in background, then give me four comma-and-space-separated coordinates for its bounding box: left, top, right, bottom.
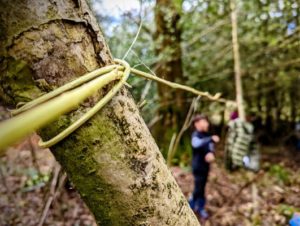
230, 0, 245, 121
154, 0, 187, 149
0, 0, 199, 225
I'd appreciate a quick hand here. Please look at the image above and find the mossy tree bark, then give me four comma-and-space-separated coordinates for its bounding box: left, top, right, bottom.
0, 0, 199, 225
153, 0, 188, 150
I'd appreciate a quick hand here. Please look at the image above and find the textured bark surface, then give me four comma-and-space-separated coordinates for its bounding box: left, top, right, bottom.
0, 0, 199, 225
153, 0, 188, 149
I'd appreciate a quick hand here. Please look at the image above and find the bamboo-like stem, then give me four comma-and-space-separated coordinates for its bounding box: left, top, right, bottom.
230, 0, 245, 121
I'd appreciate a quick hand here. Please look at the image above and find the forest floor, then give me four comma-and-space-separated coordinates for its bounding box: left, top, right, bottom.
0, 135, 299, 226
172, 144, 300, 226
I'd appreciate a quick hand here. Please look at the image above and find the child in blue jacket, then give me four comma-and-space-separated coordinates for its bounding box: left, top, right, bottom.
189, 115, 220, 219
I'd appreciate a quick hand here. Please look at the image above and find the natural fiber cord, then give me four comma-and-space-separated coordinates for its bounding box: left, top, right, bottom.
0, 59, 228, 152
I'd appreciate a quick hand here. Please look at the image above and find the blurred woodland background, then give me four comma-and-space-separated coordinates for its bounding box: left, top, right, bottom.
96, 0, 300, 157
0, 0, 299, 225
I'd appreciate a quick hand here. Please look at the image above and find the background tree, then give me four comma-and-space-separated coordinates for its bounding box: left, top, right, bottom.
230, 0, 245, 120
152, 0, 187, 150
0, 0, 199, 225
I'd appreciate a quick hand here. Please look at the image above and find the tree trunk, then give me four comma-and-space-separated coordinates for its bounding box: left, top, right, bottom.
0, 0, 199, 225
153, 0, 187, 150
230, 0, 245, 121
290, 76, 299, 125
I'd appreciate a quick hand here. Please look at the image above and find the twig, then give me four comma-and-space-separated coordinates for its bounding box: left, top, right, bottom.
130, 50, 158, 101
186, 19, 230, 47
0, 160, 21, 221
122, 19, 143, 60
147, 115, 163, 129
140, 80, 152, 101
38, 164, 62, 226
131, 51, 157, 101
252, 182, 259, 217
167, 133, 177, 166
28, 136, 40, 172
50, 173, 68, 213
213, 184, 228, 202
167, 96, 200, 166
131, 68, 225, 102
211, 171, 264, 219
0, 161, 9, 193
131, 50, 158, 76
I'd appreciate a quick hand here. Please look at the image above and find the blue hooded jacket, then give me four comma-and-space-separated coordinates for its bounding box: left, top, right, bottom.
191, 131, 214, 174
